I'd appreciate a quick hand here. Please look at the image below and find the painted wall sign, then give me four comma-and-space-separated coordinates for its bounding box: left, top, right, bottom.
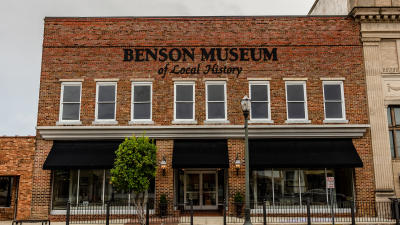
122, 47, 278, 77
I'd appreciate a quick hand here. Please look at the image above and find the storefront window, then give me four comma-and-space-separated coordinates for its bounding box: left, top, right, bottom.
250, 168, 353, 206
0, 176, 12, 207
52, 169, 155, 210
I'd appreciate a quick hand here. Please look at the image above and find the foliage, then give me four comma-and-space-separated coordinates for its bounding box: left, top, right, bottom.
234, 192, 244, 203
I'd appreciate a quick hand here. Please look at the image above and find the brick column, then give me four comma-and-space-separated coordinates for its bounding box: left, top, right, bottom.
155, 139, 174, 213
227, 139, 245, 215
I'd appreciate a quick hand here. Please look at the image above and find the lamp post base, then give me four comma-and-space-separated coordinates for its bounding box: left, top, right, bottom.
243, 208, 252, 225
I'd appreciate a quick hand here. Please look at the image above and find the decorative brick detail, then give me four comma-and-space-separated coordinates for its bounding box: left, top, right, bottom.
155, 139, 174, 212
0, 137, 35, 220
227, 139, 245, 215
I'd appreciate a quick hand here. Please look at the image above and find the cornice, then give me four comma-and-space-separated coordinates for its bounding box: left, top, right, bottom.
37, 124, 370, 140
351, 7, 400, 22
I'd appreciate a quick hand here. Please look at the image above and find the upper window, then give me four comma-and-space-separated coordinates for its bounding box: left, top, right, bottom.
59, 82, 81, 121
96, 82, 117, 121
174, 82, 195, 121
0, 176, 12, 207
249, 81, 270, 120
285, 81, 308, 121
206, 82, 227, 121
388, 106, 400, 158
132, 82, 152, 121
323, 81, 346, 120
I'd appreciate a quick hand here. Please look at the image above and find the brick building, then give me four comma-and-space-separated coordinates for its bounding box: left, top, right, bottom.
31, 16, 374, 219
0, 137, 35, 220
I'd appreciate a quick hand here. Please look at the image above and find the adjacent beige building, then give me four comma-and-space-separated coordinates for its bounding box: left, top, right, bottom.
310, 0, 400, 201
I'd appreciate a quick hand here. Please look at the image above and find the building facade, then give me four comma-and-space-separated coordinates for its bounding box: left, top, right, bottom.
30, 16, 374, 219
309, 0, 400, 202
0, 137, 35, 220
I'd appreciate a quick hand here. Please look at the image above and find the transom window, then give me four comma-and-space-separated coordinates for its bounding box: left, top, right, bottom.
59, 82, 81, 121
132, 82, 152, 121
174, 82, 195, 121
206, 82, 227, 120
323, 81, 346, 120
285, 82, 308, 121
249, 81, 270, 120
96, 82, 117, 121
388, 106, 400, 158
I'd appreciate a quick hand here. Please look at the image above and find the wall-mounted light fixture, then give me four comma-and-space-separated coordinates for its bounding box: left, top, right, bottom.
160, 156, 167, 176
235, 153, 241, 175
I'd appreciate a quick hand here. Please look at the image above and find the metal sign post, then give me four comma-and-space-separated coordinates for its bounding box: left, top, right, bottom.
326, 177, 335, 225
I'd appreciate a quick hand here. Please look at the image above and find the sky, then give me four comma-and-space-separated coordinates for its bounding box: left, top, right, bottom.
0, 0, 315, 136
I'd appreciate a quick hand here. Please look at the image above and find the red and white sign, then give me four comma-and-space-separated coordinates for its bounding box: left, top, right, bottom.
326, 177, 335, 189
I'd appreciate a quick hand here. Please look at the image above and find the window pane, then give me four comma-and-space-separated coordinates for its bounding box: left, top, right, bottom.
63, 86, 81, 102
288, 102, 305, 119
274, 169, 301, 205
134, 103, 151, 119
287, 85, 304, 101
301, 170, 327, 205
208, 102, 225, 119
98, 85, 115, 102
325, 102, 343, 119
62, 103, 80, 120
176, 85, 193, 101
251, 85, 268, 101
388, 108, 393, 127
98, 103, 115, 119
134, 85, 151, 102
78, 170, 103, 205
0, 177, 12, 207
390, 131, 395, 158
250, 170, 273, 204
52, 171, 70, 209
251, 102, 268, 119
324, 84, 341, 101
395, 108, 400, 126
333, 168, 354, 204
176, 102, 193, 119
396, 131, 400, 158
207, 85, 224, 101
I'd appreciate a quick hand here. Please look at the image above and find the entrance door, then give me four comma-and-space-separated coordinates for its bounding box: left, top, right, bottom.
184, 171, 218, 210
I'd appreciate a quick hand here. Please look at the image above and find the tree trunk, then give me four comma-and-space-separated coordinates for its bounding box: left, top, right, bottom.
133, 191, 148, 225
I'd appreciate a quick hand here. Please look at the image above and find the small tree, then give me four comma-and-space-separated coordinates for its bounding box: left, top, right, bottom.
111, 135, 157, 225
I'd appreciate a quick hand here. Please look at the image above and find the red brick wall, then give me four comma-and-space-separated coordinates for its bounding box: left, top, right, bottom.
0, 137, 35, 220
33, 16, 375, 218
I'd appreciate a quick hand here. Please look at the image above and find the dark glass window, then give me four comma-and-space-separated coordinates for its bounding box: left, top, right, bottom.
175, 84, 194, 120
286, 83, 306, 119
132, 84, 151, 120
97, 83, 116, 120
61, 84, 81, 121
250, 84, 269, 119
388, 106, 400, 158
323, 83, 345, 119
207, 83, 226, 120
0, 176, 12, 207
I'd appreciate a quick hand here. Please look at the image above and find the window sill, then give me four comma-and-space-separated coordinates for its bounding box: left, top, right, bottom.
285, 120, 311, 124
249, 119, 274, 124
203, 120, 230, 124
56, 121, 82, 126
323, 119, 349, 124
172, 120, 198, 125
92, 120, 118, 125
129, 120, 154, 125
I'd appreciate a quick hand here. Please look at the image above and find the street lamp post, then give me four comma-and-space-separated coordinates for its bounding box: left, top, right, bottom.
241, 95, 252, 225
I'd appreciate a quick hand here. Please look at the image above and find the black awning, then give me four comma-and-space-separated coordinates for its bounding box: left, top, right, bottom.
43, 141, 122, 170
250, 139, 363, 169
172, 140, 229, 168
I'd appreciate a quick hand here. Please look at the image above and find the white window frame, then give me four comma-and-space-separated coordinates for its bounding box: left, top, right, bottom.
173, 81, 196, 123
285, 81, 310, 123
249, 81, 272, 123
130, 82, 153, 123
205, 81, 228, 122
58, 82, 82, 124
95, 82, 117, 123
323, 81, 347, 123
